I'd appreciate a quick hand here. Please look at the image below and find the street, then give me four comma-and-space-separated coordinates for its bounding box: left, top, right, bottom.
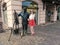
0, 21, 60, 45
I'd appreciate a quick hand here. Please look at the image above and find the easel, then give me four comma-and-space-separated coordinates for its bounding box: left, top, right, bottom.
8, 10, 21, 41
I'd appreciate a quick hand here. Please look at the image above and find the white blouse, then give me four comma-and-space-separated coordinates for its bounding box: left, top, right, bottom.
29, 14, 35, 20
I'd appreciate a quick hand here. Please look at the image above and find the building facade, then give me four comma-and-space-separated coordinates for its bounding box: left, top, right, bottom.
0, 0, 59, 29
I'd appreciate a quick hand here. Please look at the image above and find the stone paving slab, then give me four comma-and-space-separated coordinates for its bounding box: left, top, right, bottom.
0, 30, 45, 45
0, 21, 60, 45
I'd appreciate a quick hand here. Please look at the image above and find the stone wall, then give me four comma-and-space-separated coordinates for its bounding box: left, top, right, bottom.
1, 0, 11, 29
2, 0, 22, 28
33, 0, 46, 25
53, 5, 57, 21
11, 0, 22, 27
2, 0, 58, 29
10, 0, 46, 27
50, 5, 57, 22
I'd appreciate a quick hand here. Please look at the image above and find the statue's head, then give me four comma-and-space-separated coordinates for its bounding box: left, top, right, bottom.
23, 7, 27, 13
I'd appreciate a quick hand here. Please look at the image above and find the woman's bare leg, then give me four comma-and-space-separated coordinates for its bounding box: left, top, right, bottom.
30, 26, 35, 35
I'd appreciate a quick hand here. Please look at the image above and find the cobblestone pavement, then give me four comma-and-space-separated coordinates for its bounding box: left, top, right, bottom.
0, 21, 60, 45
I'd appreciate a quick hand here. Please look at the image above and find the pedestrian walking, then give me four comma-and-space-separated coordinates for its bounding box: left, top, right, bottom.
28, 10, 36, 35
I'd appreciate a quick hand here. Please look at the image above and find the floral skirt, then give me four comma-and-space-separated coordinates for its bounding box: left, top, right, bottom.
28, 19, 36, 26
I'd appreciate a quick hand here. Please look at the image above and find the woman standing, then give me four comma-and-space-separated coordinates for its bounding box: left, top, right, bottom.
28, 10, 36, 35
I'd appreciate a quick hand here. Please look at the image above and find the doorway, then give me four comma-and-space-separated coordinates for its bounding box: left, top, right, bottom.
57, 7, 60, 21
3, 3, 8, 25
46, 4, 53, 23
22, 1, 38, 24
0, 3, 4, 33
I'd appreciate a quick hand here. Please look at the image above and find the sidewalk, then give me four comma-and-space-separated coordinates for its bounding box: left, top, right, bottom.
0, 21, 60, 45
